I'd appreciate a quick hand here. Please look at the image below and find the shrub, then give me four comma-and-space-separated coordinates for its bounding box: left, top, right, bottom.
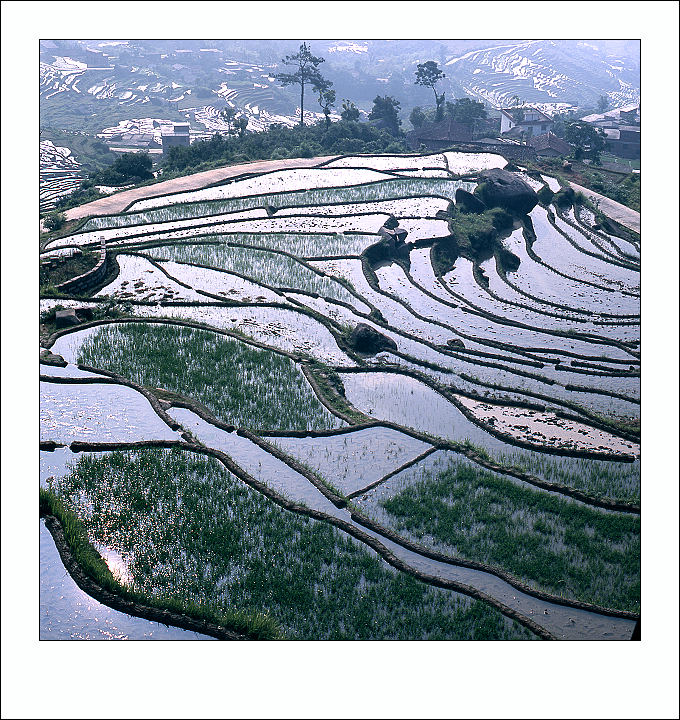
44, 212, 66, 231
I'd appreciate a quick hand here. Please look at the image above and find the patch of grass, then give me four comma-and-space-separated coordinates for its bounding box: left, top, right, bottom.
377, 456, 640, 612
432, 206, 512, 275
49, 448, 533, 640
75, 322, 344, 432
459, 440, 640, 505
40, 250, 98, 289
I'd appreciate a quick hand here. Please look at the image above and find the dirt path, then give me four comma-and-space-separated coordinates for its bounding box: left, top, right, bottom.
64, 155, 337, 221
569, 182, 640, 234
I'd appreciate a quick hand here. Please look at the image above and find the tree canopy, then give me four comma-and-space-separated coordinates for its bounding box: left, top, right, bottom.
220, 106, 237, 135
94, 151, 153, 186
565, 122, 607, 161
340, 99, 360, 122
273, 43, 331, 126
409, 106, 426, 129
445, 98, 487, 126
369, 95, 402, 136
316, 87, 336, 129
415, 61, 446, 121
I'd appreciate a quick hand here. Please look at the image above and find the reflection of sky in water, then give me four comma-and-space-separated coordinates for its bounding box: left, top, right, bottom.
40, 381, 181, 444
40, 520, 214, 640
271, 427, 432, 495
40, 362, 105, 379
40, 447, 82, 487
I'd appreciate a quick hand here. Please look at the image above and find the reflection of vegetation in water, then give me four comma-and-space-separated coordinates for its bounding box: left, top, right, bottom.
52, 448, 533, 640
76, 323, 343, 432
378, 457, 640, 612
148, 242, 359, 304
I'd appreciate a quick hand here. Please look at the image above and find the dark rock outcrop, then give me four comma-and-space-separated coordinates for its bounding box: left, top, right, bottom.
75, 306, 95, 321
498, 247, 521, 273
347, 324, 398, 355
54, 309, 81, 328
40, 349, 67, 367
474, 169, 538, 216
365, 225, 409, 264
446, 338, 466, 350
455, 188, 487, 214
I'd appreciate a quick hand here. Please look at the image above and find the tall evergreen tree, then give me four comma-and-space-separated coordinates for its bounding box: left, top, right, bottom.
274, 43, 330, 126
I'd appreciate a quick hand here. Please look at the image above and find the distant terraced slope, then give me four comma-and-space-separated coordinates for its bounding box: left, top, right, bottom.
446, 40, 640, 109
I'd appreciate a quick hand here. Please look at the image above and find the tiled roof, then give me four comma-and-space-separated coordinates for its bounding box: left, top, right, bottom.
528, 132, 571, 154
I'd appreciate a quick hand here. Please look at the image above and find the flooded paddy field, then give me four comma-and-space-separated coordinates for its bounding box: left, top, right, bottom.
40, 153, 639, 640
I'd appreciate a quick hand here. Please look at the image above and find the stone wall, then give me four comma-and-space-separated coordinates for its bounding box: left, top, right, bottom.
56, 238, 108, 295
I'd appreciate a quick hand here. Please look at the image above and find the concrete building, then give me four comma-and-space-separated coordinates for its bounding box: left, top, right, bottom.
161, 123, 191, 153
500, 106, 554, 137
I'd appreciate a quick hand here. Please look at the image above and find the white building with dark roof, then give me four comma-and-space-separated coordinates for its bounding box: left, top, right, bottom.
500, 106, 554, 137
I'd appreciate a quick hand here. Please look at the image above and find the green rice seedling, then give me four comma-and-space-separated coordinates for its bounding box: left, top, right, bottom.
40, 486, 281, 639
82, 178, 476, 232
375, 456, 640, 612
76, 323, 344, 432
147, 243, 362, 305
52, 448, 534, 640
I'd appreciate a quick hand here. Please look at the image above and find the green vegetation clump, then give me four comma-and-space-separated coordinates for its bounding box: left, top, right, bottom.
378, 457, 640, 612
39, 249, 98, 291
162, 120, 409, 176
432, 206, 512, 274
75, 322, 344, 432
43, 212, 67, 231
536, 186, 555, 206
49, 448, 533, 640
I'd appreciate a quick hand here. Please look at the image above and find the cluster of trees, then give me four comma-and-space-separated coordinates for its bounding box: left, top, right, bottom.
162, 49, 494, 175
164, 117, 408, 173
409, 97, 487, 129
90, 151, 154, 186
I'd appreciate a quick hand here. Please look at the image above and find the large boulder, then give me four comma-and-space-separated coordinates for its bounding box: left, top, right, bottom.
455, 188, 487, 214
347, 324, 398, 355
475, 169, 538, 216
54, 309, 81, 328
365, 226, 409, 264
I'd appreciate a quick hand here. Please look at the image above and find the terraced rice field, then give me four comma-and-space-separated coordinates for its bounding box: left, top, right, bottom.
40, 139, 85, 211
40, 152, 640, 641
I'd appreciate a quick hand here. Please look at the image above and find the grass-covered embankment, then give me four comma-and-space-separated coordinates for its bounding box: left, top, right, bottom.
75, 322, 343, 432
376, 457, 640, 612
48, 447, 534, 640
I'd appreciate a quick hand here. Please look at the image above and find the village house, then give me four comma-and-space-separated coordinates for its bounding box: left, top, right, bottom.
528, 131, 572, 158
406, 117, 473, 152
603, 125, 640, 159
161, 122, 191, 153
500, 106, 554, 138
